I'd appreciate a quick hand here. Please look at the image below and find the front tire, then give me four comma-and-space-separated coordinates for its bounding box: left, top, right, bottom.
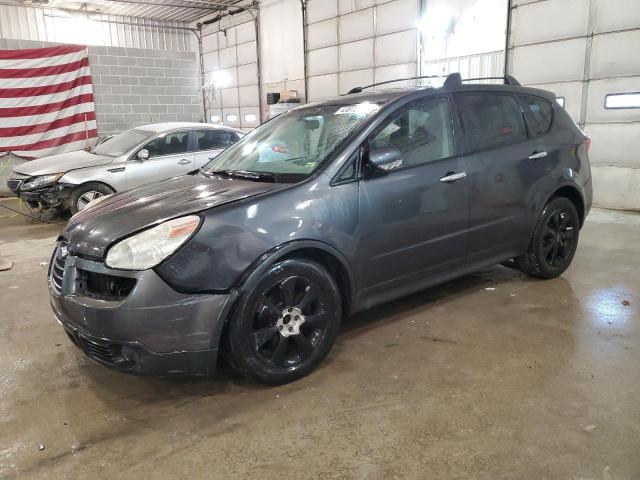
515, 197, 580, 279
225, 258, 342, 385
69, 182, 114, 214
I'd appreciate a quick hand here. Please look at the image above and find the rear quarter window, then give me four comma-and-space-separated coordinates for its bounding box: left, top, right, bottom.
519, 95, 553, 136
456, 93, 528, 152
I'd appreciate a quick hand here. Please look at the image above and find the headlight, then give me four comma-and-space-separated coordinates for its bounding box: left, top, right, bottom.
21, 173, 63, 191
105, 215, 201, 270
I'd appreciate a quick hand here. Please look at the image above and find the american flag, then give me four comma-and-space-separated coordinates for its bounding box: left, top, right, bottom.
0, 44, 97, 159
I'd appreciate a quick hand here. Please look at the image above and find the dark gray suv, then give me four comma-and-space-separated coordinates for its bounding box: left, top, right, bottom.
50, 74, 592, 384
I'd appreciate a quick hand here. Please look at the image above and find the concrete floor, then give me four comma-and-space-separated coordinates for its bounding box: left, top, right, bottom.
1, 202, 639, 479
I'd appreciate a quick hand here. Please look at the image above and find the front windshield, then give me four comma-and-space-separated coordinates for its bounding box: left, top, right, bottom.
202, 102, 381, 179
92, 128, 155, 157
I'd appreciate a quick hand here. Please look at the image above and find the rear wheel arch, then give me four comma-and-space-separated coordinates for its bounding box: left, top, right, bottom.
547, 184, 586, 228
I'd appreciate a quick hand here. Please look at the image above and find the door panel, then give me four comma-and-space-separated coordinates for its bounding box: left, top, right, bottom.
456, 93, 550, 261
125, 130, 194, 189
357, 97, 469, 293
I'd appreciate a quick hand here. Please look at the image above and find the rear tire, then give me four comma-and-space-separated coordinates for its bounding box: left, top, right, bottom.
69, 182, 114, 214
225, 258, 342, 385
515, 197, 580, 279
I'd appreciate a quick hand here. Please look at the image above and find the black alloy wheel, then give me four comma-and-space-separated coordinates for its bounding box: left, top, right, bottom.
541, 208, 577, 267
226, 258, 342, 384
252, 275, 331, 368
516, 196, 580, 279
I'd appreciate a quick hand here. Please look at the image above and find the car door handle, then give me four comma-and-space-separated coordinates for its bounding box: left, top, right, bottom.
177, 159, 191, 165
439, 171, 467, 183
528, 151, 548, 160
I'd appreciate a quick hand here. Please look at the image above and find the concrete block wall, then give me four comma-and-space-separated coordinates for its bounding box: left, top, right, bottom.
0, 38, 203, 136
88, 45, 203, 134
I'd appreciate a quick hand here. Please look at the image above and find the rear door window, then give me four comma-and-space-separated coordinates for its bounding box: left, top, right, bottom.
519, 95, 553, 136
195, 130, 239, 151
456, 93, 528, 152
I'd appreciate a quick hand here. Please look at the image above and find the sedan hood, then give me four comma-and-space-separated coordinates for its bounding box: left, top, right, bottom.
63, 174, 288, 259
13, 150, 114, 176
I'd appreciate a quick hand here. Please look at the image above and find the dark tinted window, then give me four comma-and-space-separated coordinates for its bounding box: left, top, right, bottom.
371, 98, 454, 168
142, 131, 189, 157
195, 129, 239, 151
520, 95, 553, 136
456, 93, 528, 151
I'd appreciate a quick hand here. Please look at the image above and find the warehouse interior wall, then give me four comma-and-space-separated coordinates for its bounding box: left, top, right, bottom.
0, 38, 202, 136
507, 0, 640, 211
421, 0, 507, 81
0, 7, 202, 136
0, 4, 194, 51
259, 0, 305, 106
305, 0, 420, 100
199, 11, 261, 130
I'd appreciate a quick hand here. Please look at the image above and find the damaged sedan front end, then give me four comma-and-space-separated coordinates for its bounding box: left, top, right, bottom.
8, 172, 73, 210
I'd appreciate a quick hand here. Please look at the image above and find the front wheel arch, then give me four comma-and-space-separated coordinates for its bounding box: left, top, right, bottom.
235, 240, 356, 318
67, 181, 116, 214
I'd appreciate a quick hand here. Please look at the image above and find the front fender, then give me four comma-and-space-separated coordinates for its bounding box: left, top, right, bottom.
59, 162, 124, 191
235, 239, 356, 297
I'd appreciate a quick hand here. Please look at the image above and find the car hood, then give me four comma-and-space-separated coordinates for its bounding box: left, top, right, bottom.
63, 174, 288, 259
13, 150, 114, 176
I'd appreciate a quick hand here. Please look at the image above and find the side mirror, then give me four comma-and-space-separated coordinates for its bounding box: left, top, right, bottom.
368, 146, 403, 171
137, 149, 149, 161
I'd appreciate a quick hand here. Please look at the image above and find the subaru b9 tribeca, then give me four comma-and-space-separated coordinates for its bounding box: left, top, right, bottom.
49, 74, 592, 384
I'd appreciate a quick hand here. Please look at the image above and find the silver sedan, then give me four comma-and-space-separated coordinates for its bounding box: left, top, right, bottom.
7, 122, 244, 214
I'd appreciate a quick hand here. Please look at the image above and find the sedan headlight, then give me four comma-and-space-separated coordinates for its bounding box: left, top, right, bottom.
105, 215, 201, 270
21, 173, 64, 191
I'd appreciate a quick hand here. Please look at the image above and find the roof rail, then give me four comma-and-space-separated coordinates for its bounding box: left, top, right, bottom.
444, 73, 521, 87
345, 73, 522, 94
346, 75, 441, 94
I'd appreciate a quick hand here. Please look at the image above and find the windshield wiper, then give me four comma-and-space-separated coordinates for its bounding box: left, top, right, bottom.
198, 167, 214, 177
207, 169, 276, 182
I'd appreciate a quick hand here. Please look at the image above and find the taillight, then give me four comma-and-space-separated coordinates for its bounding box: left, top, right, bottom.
584, 137, 591, 153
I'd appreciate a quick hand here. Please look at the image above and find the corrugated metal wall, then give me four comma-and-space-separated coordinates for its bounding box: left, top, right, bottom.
508, 0, 640, 210
423, 50, 505, 83
305, 0, 421, 100
0, 4, 194, 51
200, 12, 261, 130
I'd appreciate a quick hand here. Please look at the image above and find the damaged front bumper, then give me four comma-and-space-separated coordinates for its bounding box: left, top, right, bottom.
49, 242, 237, 376
8, 179, 73, 208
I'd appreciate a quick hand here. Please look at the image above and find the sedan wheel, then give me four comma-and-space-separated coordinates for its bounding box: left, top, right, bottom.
69, 182, 115, 215
77, 191, 105, 211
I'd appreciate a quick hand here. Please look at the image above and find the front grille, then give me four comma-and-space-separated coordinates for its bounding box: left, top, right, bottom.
7, 178, 24, 192
49, 241, 68, 295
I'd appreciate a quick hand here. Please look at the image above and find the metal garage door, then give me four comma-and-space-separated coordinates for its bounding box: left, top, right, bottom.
305, 0, 420, 100
201, 17, 261, 130
508, 0, 640, 210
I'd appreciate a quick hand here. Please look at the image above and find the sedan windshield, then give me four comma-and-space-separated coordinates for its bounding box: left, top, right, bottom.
202, 102, 380, 181
92, 128, 155, 157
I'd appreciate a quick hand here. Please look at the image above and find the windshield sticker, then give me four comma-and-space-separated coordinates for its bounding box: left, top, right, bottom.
336, 103, 380, 116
